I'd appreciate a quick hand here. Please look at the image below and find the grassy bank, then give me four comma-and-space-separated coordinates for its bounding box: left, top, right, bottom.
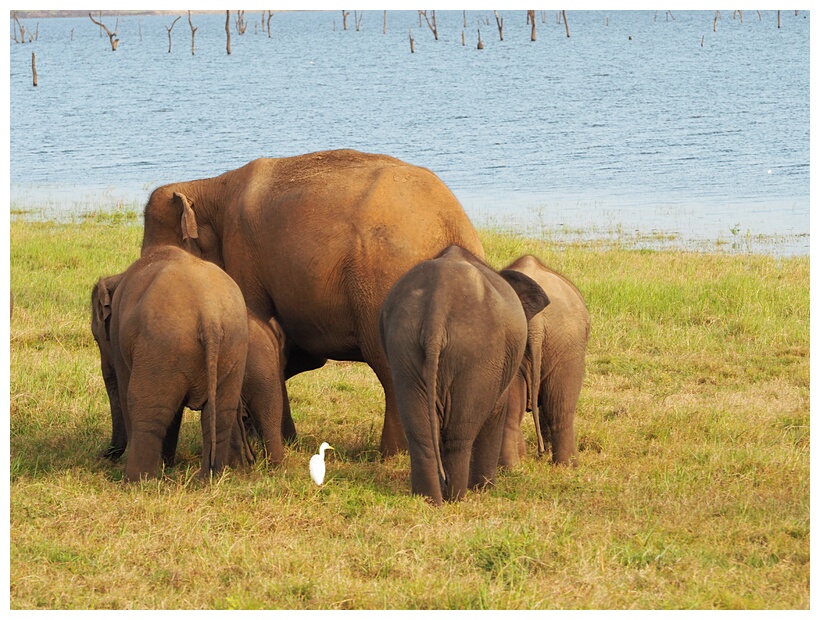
9, 216, 809, 609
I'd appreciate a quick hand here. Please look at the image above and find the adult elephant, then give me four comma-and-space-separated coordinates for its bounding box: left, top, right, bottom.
140, 149, 485, 456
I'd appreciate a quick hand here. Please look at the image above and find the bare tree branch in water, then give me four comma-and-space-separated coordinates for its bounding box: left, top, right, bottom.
88, 13, 119, 50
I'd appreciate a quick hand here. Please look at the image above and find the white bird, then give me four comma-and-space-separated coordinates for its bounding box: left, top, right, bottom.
310, 442, 334, 485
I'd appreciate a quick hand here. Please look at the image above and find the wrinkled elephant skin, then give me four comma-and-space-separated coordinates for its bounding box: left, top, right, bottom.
91, 246, 251, 481
380, 246, 550, 505
140, 149, 485, 457
500, 255, 590, 467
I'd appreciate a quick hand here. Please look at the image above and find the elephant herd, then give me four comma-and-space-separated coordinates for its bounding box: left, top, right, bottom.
90, 149, 590, 506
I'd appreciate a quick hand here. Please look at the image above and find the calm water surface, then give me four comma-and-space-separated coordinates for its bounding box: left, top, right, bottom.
9, 10, 810, 254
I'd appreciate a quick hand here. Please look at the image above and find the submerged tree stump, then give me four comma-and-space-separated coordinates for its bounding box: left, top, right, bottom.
528, 10, 536, 41
32, 52, 37, 87
188, 11, 198, 55
166, 16, 181, 53
88, 13, 119, 50
226, 11, 232, 55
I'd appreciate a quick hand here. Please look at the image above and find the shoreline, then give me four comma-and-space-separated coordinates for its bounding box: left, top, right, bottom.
9, 205, 810, 259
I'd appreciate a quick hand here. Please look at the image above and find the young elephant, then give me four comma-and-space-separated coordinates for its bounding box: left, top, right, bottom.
379, 246, 550, 506
499, 255, 590, 468
241, 312, 291, 465
91, 245, 250, 481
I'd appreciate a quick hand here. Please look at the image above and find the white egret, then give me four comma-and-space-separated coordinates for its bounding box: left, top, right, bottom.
309, 442, 334, 485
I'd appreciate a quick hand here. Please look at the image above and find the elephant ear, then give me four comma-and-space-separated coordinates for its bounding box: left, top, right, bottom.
499, 269, 550, 322
93, 277, 114, 341
173, 192, 199, 242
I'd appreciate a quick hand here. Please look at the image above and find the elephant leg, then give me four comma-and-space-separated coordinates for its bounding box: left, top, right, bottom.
469, 400, 506, 492
247, 387, 285, 466
280, 381, 297, 444
161, 405, 185, 467
101, 366, 127, 460
499, 374, 527, 469
123, 362, 187, 481
201, 368, 245, 477
200, 405, 237, 476
441, 437, 472, 503
369, 357, 408, 458
125, 404, 176, 482
541, 358, 584, 466
392, 374, 443, 505
228, 405, 255, 468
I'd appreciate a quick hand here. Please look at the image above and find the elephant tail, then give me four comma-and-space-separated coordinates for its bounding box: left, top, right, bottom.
424, 338, 447, 489
529, 330, 546, 457
203, 332, 220, 476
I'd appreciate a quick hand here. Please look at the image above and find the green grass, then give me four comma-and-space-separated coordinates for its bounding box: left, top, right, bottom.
9, 216, 809, 609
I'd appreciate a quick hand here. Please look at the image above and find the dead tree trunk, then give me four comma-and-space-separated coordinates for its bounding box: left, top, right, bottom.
342, 11, 349, 30
563, 10, 570, 38
267, 11, 273, 37
463, 10, 467, 28
383, 10, 387, 34
528, 10, 536, 41
88, 13, 119, 50
419, 11, 438, 40
166, 16, 181, 53
236, 11, 247, 35
409, 27, 414, 53
355, 10, 363, 31
714, 10, 721, 32
777, 10, 781, 29
462, 30, 465, 46
188, 11, 198, 55
12, 12, 25, 43
32, 52, 37, 87
477, 28, 484, 49
226, 11, 232, 55
139, 18, 142, 41
494, 11, 504, 40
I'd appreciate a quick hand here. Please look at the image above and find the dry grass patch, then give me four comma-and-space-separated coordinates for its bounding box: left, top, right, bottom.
10, 218, 809, 609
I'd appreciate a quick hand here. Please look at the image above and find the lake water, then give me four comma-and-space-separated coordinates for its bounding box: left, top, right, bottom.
8, 10, 811, 255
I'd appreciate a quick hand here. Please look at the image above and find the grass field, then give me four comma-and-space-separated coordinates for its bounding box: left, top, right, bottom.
8, 212, 810, 609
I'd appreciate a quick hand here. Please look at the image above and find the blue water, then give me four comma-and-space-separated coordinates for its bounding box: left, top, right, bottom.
9, 10, 810, 254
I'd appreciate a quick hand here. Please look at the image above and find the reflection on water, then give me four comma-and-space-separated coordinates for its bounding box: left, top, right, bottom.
9, 10, 810, 254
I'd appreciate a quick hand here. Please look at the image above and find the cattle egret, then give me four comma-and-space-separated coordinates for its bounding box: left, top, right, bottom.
310, 442, 334, 485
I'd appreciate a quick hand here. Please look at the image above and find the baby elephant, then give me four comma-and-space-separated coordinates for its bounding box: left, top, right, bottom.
379, 246, 550, 506
91, 245, 250, 481
241, 312, 291, 465
499, 255, 590, 468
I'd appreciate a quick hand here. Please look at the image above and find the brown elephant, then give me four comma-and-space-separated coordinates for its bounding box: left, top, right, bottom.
379, 246, 550, 505
91, 245, 252, 481
241, 312, 291, 465
139, 149, 485, 457
499, 255, 590, 468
